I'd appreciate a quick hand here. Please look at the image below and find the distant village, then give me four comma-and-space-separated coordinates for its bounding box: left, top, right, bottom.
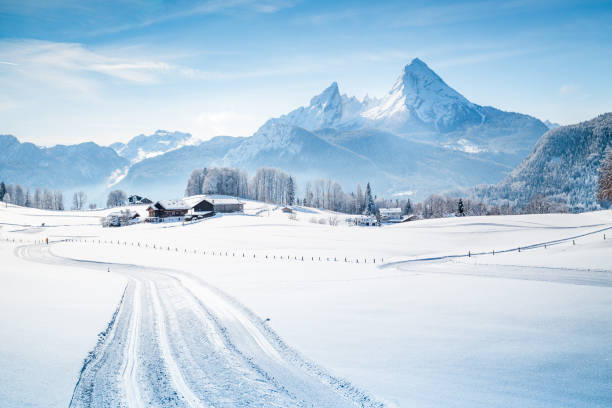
102, 193, 413, 228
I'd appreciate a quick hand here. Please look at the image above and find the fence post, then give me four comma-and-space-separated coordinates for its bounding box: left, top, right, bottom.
468, 251, 471, 258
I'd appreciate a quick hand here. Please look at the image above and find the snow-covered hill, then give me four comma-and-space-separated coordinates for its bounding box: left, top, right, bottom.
1, 203, 611, 407
474, 113, 612, 211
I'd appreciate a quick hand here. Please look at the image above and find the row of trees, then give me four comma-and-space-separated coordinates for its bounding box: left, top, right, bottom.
0, 182, 65, 210
0, 182, 94, 210
185, 167, 297, 206
185, 167, 384, 215
183, 165, 588, 220
301, 180, 376, 214
412, 194, 568, 219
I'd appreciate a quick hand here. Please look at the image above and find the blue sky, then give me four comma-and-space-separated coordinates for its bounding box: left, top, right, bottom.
1, 0, 611, 145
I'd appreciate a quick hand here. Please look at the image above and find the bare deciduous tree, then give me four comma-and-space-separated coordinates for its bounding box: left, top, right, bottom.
107, 190, 127, 208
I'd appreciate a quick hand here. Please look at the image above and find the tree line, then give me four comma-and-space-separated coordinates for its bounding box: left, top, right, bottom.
185, 166, 387, 216
0, 182, 94, 210
185, 167, 298, 207
184, 164, 612, 220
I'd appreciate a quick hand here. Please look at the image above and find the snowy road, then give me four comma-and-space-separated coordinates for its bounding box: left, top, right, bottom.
15, 243, 383, 408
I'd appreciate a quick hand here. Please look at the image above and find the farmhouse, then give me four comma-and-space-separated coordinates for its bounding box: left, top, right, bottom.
147, 200, 190, 219
146, 195, 243, 222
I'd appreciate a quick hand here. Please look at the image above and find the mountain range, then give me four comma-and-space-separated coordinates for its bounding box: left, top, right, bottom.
1, 58, 570, 205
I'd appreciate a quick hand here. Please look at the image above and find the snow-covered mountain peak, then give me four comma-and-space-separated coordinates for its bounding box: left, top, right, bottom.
276, 81, 362, 131
309, 81, 341, 108
362, 58, 484, 132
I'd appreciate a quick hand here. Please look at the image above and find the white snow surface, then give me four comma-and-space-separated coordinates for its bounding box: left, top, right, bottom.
1, 202, 612, 407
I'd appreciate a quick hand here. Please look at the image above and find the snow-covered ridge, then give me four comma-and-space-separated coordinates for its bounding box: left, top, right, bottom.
362, 58, 485, 132
270, 58, 490, 135
110, 130, 197, 164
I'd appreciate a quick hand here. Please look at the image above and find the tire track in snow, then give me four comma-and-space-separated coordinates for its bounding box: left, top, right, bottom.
148, 281, 206, 408
15, 242, 386, 408
121, 280, 143, 408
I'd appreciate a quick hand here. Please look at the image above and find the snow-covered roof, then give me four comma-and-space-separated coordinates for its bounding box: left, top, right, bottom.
156, 200, 190, 210
184, 194, 243, 206
154, 195, 243, 211
379, 207, 402, 213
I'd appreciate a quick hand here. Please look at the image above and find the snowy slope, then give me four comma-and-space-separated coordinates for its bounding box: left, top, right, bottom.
474, 113, 612, 210
1, 203, 612, 407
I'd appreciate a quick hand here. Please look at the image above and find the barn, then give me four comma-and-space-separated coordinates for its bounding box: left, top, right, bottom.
146, 195, 244, 222
146, 200, 190, 219
184, 195, 244, 214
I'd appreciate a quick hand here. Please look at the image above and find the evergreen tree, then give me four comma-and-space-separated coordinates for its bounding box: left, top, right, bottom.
403, 198, 413, 215
286, 176, 295, 206
24, 189, 31, 207
0, 182, 5, 202
365, 182, 375, 215
457, 198, 465, 216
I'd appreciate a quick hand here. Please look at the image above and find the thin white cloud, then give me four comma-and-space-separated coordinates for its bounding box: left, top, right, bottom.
0, 39, 323, 90
89, 0, 296, 35
0, 39, 172, 85
0, 61, 17, 65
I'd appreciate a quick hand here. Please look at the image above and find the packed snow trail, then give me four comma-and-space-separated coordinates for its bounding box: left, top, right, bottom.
15, 243, 383, 408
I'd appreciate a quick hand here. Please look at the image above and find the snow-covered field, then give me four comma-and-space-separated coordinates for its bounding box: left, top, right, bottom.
1, 202, 611, 407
